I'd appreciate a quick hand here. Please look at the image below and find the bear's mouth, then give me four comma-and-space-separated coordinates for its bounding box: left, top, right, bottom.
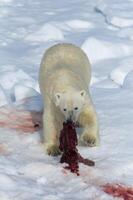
65, 119, 79, 128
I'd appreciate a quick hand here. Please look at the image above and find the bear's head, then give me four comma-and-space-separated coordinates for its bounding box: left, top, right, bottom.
54, 90, 86, 122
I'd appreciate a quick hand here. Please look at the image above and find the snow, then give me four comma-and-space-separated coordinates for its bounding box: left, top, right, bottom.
0, 174, 16, 190
0, 69, 33, 90
14, 84, 39, 101
26, 24, 64, 43
0, 86, 8, 107
0, 0, 133, 199
96, 0, 133, 28
82, 37, 133, 64
123, 71, 133, 89
110, 57, 133, 86
65, 20, 94, 30
111, 17, 133, 28
0, 0, 13, 4
19, 162, 57, 178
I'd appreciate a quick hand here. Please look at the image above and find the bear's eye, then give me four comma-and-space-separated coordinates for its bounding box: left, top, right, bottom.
74, 107, 78, 110
63, 108, 67, 111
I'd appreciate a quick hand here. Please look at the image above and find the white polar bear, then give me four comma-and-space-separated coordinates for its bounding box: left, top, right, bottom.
39, 43, 99, 156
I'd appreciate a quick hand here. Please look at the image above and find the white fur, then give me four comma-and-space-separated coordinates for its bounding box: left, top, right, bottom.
39, 43, 99, 156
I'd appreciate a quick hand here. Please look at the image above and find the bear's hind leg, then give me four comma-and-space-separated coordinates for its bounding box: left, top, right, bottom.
78, 106, 99, 147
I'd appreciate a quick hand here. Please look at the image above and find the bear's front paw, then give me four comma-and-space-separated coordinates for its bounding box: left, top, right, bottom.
79, 133, 98, 147
44, 143, 61, 156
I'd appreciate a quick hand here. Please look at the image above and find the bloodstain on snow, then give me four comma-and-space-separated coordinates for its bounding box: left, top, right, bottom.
0, 106, 42, 133
103, 184, 133, 200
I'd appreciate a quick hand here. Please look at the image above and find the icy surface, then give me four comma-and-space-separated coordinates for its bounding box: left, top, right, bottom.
82, 37, 133, 64
0, 0, 133, 199
26, 24, 64, 43
0, 86, 8, 107
123, 71, 133, 89
96, 0, 133, 28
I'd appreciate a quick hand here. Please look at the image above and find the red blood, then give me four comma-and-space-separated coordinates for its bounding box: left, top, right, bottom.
103, 184, 133, 200
59, 120, 95, 175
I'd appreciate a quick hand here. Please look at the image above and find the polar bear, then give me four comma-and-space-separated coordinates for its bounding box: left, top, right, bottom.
39, 43, 99, 156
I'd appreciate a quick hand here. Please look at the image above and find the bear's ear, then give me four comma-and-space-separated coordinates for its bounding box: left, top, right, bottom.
80, 90, 86, 97
55, 93, 61, 106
